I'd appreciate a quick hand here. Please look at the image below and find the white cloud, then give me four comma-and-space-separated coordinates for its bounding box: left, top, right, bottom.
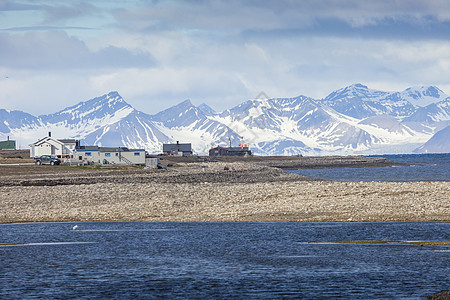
0, 31, 154, 70
1, 0, 450, 116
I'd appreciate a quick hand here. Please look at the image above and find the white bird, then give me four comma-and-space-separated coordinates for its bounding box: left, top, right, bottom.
73, 225, 78, 230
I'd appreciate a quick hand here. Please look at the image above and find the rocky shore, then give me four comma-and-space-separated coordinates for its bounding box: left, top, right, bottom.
0, 157, 448, 224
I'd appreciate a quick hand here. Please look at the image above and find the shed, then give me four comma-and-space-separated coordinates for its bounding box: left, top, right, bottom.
0, 139, 15, 150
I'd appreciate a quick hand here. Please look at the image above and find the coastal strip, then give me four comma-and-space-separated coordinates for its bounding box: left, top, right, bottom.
0, 159, 448, 223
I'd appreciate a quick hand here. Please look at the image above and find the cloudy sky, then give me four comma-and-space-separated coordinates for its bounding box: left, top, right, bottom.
1, 0, 450, 115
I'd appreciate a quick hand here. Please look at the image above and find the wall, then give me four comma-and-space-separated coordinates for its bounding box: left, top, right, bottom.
75, 149, 146, 165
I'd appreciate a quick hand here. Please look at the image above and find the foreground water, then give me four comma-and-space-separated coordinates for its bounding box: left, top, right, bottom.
288, 153, 450, 182
1, 222, 449, 299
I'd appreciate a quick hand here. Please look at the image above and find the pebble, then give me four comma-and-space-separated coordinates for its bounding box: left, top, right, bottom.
0, 162, 448, 223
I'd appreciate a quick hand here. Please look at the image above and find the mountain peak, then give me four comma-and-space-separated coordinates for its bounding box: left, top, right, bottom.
38, 91, 134, 125
179, 99, 193, 106
324, 83, 387, 102
198, 103, 217, 115
400, 86, 447, 107
350, 83, 369, 89
105, 91, 123, 101
153, 98, 207, 128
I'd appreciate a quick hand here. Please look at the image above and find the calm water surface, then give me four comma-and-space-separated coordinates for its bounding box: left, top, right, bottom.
1, 222, 449, 299
287, 153, 450, 182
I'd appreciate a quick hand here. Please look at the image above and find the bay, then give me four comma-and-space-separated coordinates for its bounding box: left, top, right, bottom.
287, 153, 450, 182
1, 221, 449, 299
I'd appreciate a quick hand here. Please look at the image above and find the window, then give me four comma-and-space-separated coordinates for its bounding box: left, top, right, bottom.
85, 152, 92, 156
105, 153, 111, 157
134, 152, 140, 156
115, 153, 119, 157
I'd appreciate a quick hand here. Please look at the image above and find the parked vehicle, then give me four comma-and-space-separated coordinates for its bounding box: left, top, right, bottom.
34, 155, 61, 166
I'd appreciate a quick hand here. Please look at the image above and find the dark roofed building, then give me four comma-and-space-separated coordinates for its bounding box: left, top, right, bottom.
0, 137, 15, 150
163, 142, 192, 156
209, 146, 252, 156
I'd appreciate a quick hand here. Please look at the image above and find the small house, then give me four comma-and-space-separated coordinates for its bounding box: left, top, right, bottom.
29, 135, 80, 158
163, 141, 192, 156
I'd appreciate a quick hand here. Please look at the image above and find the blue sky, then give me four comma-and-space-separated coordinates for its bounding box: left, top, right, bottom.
1, 0, 450, 115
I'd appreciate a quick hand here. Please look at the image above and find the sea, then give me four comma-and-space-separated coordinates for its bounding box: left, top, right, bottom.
1, 222, 449, 299
1, 153, 449, 299
287, 153, 450, 182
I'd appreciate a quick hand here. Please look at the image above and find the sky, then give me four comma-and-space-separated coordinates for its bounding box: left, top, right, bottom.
1, 0, 450, 115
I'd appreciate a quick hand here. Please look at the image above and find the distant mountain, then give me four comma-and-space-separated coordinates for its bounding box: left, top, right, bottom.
198, 103, 217, 116
82, 110, 170, 151
399, 86, 448, 108
0, 109, 37, 133
214, 95, 380, 155
402, 98, 450, 133
1, 84, 449, 155
320, 84, 446, 119
152, 99, 242, 152
358, 115, 414, 134
414, 125, 450, 153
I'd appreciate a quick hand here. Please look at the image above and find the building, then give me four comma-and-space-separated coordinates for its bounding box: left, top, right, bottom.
74, 146, 146, 165
0, 137, 15, 150
29, 134, 145, 166
29, 135, 80, 158
163, 141, 192, 156
209, 146, 252, 156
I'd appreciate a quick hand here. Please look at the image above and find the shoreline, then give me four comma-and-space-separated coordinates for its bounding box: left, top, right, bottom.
0, 156, 448, 224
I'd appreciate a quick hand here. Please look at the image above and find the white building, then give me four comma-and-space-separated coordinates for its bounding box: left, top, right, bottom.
29, 136, 79, 158
74, 146, 146, 165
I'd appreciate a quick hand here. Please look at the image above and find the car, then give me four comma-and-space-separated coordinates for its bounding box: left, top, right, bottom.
34, 155, 61, 166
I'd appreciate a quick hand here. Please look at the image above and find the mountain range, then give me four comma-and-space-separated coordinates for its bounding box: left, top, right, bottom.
1, 83, 449, 155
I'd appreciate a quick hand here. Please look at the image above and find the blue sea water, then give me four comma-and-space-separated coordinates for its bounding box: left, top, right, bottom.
287, 153, 450, 182
1, 222, 449, 299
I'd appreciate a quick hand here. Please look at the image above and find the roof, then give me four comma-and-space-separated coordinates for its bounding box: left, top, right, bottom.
210, 146, 249, 151
75, 146, 144, 152
163, 143, 192, 152
30, 137, 80, 147
210, 146, 228, 150
58, 139, 79, 144
29, 136, 64, 147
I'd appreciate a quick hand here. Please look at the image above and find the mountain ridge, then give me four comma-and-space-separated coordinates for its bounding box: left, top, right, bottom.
1, 84, 449, 155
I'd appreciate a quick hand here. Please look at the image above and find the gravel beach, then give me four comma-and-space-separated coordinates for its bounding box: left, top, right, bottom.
0, 158, 448, 223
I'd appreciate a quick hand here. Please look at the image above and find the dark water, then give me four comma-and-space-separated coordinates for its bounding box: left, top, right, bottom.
1, 222, 449, 299
287, 153, 450, 182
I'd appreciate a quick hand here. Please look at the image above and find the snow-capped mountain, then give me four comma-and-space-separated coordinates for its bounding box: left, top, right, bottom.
198, 103, 217, 116
0, 109, 38, 134
1, 84, 449, 155
152, 99, 242, 152
414, 125, 450, 154
320, 84, 446, 119
213, 95, 380, 155
402, 98, 450, 133
400, 86, 448, 108
3, 92, 171, 153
